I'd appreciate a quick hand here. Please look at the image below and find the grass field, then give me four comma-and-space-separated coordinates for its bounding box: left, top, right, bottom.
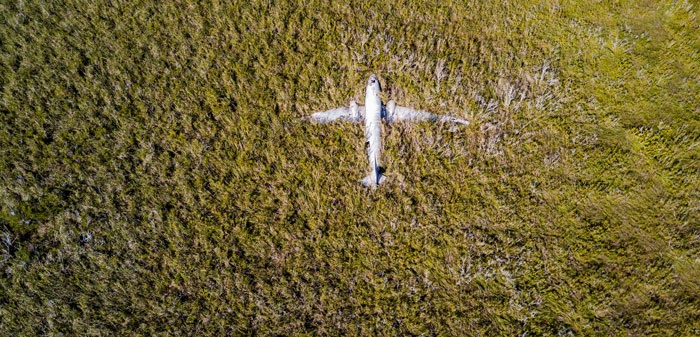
1, 0, 699, 335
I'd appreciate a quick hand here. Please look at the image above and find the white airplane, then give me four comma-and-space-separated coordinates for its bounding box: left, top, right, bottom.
305, 74, 469, 188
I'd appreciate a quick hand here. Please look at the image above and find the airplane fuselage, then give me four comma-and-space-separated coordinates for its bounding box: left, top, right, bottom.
363, 75, 383, 187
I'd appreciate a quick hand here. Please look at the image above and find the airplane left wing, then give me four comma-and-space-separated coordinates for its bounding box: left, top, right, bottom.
305, 99, 365, 123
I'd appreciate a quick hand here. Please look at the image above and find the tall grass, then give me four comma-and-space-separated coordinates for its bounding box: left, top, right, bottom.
1, 0, 698, 335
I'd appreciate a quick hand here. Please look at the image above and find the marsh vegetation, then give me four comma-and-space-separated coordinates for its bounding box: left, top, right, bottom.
1, 0, 699, 335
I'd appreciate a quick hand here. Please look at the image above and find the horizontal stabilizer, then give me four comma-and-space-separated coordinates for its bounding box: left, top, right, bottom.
362, 173, 385, 188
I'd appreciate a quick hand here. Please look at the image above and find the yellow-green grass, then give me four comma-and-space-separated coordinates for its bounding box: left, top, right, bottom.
1, 0, 698, 335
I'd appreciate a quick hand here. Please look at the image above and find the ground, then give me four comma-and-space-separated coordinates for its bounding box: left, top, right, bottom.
1, 0, 699, 335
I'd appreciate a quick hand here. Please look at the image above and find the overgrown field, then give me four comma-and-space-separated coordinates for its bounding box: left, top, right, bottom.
1, 0, 699, 335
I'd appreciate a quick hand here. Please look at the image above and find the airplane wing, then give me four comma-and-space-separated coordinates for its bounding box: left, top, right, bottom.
305, 100, 365, 123
383, 100, 469, 125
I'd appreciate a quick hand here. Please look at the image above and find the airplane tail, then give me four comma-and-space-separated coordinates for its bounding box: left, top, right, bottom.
361, 167, 386, 188
362, 174, 385, 188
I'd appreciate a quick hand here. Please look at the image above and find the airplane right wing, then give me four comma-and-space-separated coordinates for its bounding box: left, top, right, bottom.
383, 100, 469, 125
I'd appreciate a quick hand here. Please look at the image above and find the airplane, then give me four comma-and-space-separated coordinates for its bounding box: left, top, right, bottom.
305, 74, 469, 188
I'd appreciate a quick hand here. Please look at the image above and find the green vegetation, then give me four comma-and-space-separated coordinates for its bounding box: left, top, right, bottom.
1, 0, 699, 335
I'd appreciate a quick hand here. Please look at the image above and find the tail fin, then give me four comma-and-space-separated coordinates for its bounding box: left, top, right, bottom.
361, 167, 385, 188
